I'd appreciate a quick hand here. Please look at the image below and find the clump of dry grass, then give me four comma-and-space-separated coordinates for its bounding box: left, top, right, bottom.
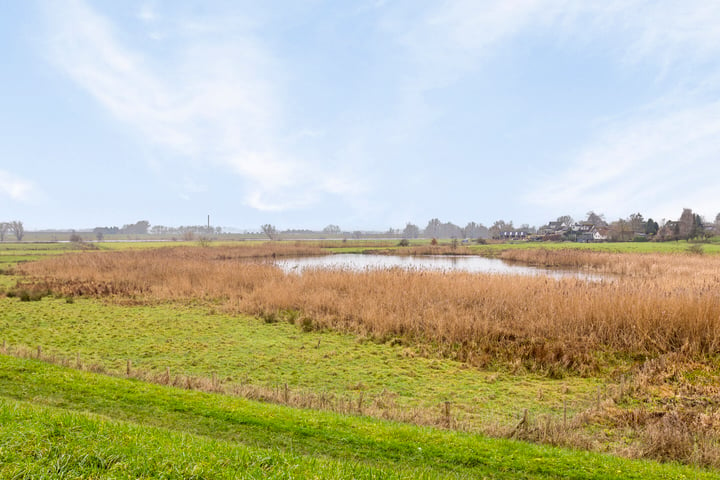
17, 245, 720, 374
586, 352, 720, 467
498, 247, 716, 277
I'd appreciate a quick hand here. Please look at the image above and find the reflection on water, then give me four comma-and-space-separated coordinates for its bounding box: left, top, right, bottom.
275, 254, 606, 281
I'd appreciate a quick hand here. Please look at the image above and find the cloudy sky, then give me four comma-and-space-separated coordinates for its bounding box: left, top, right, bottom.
2, 1, 719, 231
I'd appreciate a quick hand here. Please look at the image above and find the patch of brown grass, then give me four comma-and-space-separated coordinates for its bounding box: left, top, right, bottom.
498, 247, 715, 277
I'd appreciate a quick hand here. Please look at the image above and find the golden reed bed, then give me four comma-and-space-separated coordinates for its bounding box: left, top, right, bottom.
17, 245, 720, 373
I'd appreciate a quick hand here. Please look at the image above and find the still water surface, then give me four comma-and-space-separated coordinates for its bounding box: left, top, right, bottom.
275, 254, 605, 281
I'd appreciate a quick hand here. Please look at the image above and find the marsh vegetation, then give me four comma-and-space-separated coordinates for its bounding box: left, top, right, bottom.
4, 242, 720, 471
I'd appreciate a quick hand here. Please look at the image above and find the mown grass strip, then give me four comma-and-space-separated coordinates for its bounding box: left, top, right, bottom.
0, 397, 423, 479
0, 355, 712, 479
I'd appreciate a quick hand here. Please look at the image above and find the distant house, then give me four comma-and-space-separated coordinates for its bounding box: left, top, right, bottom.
572, 222, 595, 234
500, 231, 529, 240
538, 221, 568, 237
561, 222, 609, 243
593, 228, 609, 242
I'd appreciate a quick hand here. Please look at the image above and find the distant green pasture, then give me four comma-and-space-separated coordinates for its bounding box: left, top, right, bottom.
468, 239, 720, 255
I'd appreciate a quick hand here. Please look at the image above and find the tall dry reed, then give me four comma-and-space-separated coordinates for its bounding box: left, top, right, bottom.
17, 245, 720, 372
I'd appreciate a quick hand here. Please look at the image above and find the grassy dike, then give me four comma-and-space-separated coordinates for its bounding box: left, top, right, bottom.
0, 354, 712, 479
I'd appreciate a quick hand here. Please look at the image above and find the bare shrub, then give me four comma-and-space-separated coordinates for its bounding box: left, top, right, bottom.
641, 412, 694, 462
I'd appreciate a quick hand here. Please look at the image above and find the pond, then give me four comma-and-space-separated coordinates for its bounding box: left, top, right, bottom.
275, 254, 607, 281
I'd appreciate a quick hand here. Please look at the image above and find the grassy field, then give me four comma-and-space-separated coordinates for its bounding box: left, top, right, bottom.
1, 354, 714, 479
470, 239, 720, 255
318, 238, 720, 257
2, 241, 720, 475
0, 295, 604, 431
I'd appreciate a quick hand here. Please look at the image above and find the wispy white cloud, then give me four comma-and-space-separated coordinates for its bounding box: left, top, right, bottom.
393, 1, 720, 87
386, 0, 571, 92
138, 3, 156, 23
385, 0, 720, 220
526, 100, 720, 219
521, 1, 720, 220
600, 2, 720, 70
0, 170, 35, 202
42, 0, 358, 212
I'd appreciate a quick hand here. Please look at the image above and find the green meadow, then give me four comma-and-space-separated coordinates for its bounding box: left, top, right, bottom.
0, 295, 603, 428
468, 239, 720, 255
0, 355, 713, 479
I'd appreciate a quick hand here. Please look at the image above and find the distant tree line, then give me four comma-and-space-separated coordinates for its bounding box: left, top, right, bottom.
149, 225, 221, 236
0, 221, 24, 241
92, 221, 223, 241
93, 220, 151, 238
261, 208, 720, 243
8, 208, 720, 244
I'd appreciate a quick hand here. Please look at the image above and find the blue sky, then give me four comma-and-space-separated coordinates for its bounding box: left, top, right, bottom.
2, 1, 720, 231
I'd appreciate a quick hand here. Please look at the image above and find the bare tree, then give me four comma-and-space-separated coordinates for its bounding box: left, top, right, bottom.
519, 223, 535, 234
403, 223, 420, 239
610, 219, 633, 242
261, 224, 278, 241
585, 211, 607, 227
678, 208, 694, 239
121, 220, 150, 235
628, 213, 645, 233
422, 218, 463, 239
489, 219, 513, 239
10, 221, 24, 241
556, 215, 573, 227
0, 222, 8, 242
462, 221, 489, 239
424, 218, 441, 238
